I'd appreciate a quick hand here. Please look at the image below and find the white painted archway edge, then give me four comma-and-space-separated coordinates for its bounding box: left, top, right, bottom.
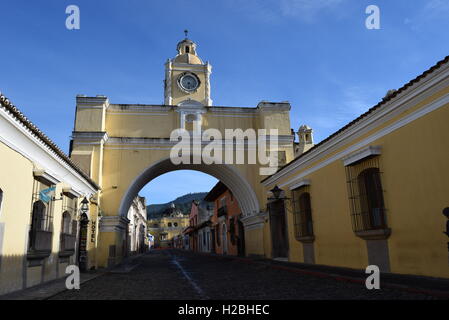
118, 156, 260, 219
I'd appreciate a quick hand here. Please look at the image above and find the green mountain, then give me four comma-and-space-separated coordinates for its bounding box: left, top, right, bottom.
146, 192, 208, 219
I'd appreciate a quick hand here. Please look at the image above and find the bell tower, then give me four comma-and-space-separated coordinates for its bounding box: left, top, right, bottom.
164, 31, 212, 106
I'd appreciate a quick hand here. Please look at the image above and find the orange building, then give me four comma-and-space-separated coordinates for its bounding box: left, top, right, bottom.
205, 182, 245, 256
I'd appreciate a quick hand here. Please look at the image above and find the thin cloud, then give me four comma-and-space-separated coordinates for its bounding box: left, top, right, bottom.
404, 0, 449, 30
279, 0, 347, 22
225, 0, 348, 23
425, 0, 449, 14
306, 84, 385, 141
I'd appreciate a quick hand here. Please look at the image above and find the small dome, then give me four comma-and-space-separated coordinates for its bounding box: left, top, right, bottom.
177, 39, 194, 49
299, 125, 312, 131
173, 53, 203, 65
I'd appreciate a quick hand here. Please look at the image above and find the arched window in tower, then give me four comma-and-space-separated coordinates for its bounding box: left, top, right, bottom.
357, 167, 386, 230
185, 46, 190, 54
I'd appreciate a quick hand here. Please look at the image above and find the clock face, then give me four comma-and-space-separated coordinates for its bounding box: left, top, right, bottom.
178, 73, 199, 92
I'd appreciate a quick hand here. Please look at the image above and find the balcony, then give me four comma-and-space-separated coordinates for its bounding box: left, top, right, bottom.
217, 205, 228, 217
59, 233, 76, 257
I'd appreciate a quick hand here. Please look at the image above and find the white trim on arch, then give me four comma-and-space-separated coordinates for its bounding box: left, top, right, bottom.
116, 155, 261, 221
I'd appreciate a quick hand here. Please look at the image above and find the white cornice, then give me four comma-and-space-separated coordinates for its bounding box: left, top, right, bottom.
76, 96, 109, 109
0, 108, 98, 195
240, 212, 268, 230
289, 179, 311, 191
62, 186, 82, 198
99, 216, 129, 232
263, 66, 449, 187
107, 112, 169, 116
33, 169, 61, 185
342, 146, 381, 167
208, 107, 258, 114
171, 62, 208, 69
268, 92, 449, 189
257, 102, 292, 112
108, 104, 172, 112
104, 135, 293, 147
208, 114, 256, 118
72, 132, 109, 143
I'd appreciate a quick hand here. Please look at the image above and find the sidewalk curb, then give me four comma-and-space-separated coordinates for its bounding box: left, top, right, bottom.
42, 272, 105, 300
43, 254, 145, 299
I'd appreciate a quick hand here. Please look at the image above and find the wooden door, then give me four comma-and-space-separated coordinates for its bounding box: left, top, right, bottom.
268, 200, 289, 258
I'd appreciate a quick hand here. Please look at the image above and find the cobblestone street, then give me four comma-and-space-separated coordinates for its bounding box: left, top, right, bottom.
50, 250, 446, 300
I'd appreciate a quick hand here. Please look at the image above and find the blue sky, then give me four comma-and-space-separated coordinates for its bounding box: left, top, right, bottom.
1, 0, 448, 204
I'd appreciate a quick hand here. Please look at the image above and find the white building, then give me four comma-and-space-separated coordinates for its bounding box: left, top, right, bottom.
126, 196, 148, 255
197, 202, 214, 253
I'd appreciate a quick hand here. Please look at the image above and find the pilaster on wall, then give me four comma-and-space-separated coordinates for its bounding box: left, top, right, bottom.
241, 211, 268, 258
98, 216, 130, 268
71, 96, 109, 187
256, 101, 295, 166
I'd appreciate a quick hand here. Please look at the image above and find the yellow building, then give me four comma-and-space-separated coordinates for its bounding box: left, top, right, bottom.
69, 36, 295, 267
2, 32, 444, 289
0, 93, 100, 295
262, 56, 449, 279
147, 204, 189, 248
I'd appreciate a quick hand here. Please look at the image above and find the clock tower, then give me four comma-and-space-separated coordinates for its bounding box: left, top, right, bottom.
164, 33, 212, 106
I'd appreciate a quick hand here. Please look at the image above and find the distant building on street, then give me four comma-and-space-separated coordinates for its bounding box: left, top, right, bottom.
126, 196, 148, 255
147, 203, 189, 248
185, 200, 213, 253
205, 182, 246, 256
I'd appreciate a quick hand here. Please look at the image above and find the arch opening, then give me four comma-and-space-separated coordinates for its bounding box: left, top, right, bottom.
118, 157, 260, 219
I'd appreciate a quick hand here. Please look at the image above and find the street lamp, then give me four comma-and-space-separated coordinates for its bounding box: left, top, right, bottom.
266, 186, 292, 220
80, 197, 89, 214
80, 197, 89, 222
269, 185, 284, 200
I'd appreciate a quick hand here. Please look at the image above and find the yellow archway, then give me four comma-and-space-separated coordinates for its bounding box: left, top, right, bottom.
119, 156, 260, 219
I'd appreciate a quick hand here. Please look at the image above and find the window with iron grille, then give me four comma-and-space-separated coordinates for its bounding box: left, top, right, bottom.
61, 193, 77, 235
28, 179, 54, 254
62, 193, 77, 219
31, 179, 54, 232
346, 156, 387, 232
61, 211, 72, 234
291, 185, 314, 239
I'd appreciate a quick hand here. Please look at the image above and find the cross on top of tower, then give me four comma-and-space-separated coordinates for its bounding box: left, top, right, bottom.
184, 29, 189, 39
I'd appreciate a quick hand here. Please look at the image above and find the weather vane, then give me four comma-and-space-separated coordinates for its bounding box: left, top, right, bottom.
184, 29, 189, 39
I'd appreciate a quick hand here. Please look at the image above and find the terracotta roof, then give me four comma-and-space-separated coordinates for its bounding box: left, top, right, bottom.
262, 55, 449, 184
0, 92, 100, 190
204, 181, 228, 202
